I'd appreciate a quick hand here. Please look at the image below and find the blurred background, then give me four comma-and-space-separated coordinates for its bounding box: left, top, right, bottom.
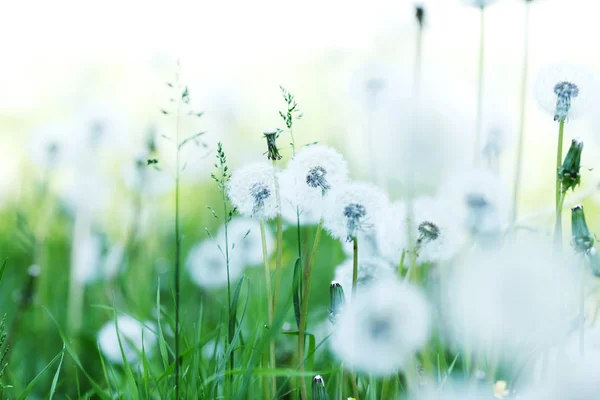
2, 0, 600, 395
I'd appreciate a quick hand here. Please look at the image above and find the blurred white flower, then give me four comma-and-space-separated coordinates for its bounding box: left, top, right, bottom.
72, 101, 131, 156
347, 62, 400, 111
330, 278, 431, 375
341, 230, 381, 260
280, 195, 323, 226
534, 64, 599, 122
216, 217, 274, 267
375, 201, 408, 265
333, 256, 395, 298
122, 151, 174, 197
460, 0, 500, 7
186, 239, 245, 289
59, 169, 114, 215
324, 182, 388, 241
438, 169, 508, 240
481, 107, 516, 162
97, 316, 157, 364
524, 353, 600, 400
413, 197, 467, 263
201, 339, 225, 361
279, 144, 349, 221
445, 236, 579, 361
103, 242, 126, 280
73, 233, 103, 284
228, 162, 279, 220
28, 123, 72, 169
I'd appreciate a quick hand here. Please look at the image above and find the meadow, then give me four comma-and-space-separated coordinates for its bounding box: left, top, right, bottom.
3, 0, 600, 399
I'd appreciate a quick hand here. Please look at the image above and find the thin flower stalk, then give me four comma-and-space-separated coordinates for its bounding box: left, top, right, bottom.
259, 220, 277, 398
511, 0, 532, 223
474, 6, 486, 167
554, 120, 566, 248
297, 220, 324, 400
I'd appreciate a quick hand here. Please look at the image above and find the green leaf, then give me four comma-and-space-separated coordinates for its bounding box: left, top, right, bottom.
48, 344, 66, 400
292, 257, 303, 329
0, 258, 7, 283
18, 347, 64, 400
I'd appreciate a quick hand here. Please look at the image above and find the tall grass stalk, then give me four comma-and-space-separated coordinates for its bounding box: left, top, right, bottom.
511, 1, 532, 223
272, 160, 284, 316
173, 87, 183, 399
259, 220, 277, 397
297, 220, 323, 400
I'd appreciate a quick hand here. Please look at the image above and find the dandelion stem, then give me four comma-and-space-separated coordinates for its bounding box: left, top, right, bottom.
260, 220, 277, 398
554, 120, 565, 249
381, 377, 393, 400
272, 160, 284, 315
397, 249, 406, 278
298, 220, 323, 400
474, 5, 486, 167
352, 236, 359, 299
511, 1, 531, 223
580, 257, 586, 357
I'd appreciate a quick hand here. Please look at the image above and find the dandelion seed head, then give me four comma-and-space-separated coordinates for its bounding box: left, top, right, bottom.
331, 279, 431, 375
324, 182, 388, 241
444, 236, 579, 362
439, 169, 508, 240
534, 64, 598, 122
460, 0, 500, 7
228, 162, 279, 220
333, 257, 395, 303
279, 144, 349, 220
97, 316, 157, 365
186, 239, 245, 289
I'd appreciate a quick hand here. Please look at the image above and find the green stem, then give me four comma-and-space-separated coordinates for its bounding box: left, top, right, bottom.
474, 6, 486, 167
260, 220, 277, 398
174, 91, 182, 399
381, 377, 393, 400
397, 249, 406, 278
580, 257, 586, 357
298, 220, 324, 400
272, 161, 283, 314
352, 236, 359, 299
511, 1, 531, 223
554, 120, 565, 249
221, 174, 234, 386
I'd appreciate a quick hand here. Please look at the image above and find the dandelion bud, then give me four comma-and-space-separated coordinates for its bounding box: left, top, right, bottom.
329, 281, 346, 324
559, 138, 583, 193
571, 205, 594, 254
263, 129, 282, 161
312, 375, 328, 400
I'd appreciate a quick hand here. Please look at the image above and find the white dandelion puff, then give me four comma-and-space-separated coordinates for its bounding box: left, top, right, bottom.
228, 162, 279, 220
330, 278, 431, 375
97, 316, 157, 365
72, 101, 131, 153
279, 144, 349, 220
122, 151, 174, 197
28, 123, 72, 170
324, 182, 388, 241
444, 236, 579, 361
216, 217, 274, 267
460, 0, 501, 7
333, 257, 395, 298
534, 64, 599, 122
375, 202, 408, 265
438, 169, 508, 240
185, 239, 245, 290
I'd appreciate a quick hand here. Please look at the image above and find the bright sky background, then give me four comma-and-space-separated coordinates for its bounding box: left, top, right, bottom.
2, 0, 600, 219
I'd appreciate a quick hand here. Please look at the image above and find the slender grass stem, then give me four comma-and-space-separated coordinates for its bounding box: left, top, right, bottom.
397, 249, 406, 278
298, 220, 323, 400
173, 90, 182, 399
554, 120, 566, 249
220, 171, 234, 387
474, 6, 486, 167
511, 1, 531, 223
260, 220, 277, 397
381, 376, 393, 400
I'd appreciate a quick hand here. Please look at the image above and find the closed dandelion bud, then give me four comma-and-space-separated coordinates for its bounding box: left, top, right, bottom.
312, 375, 328, 400
329, 281, 346, 324
263, 129, 282, 161
559, 138, 583, 193
571, 205, 594, 253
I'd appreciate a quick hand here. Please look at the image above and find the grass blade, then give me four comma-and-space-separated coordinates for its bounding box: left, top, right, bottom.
48, 344, 67, 400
